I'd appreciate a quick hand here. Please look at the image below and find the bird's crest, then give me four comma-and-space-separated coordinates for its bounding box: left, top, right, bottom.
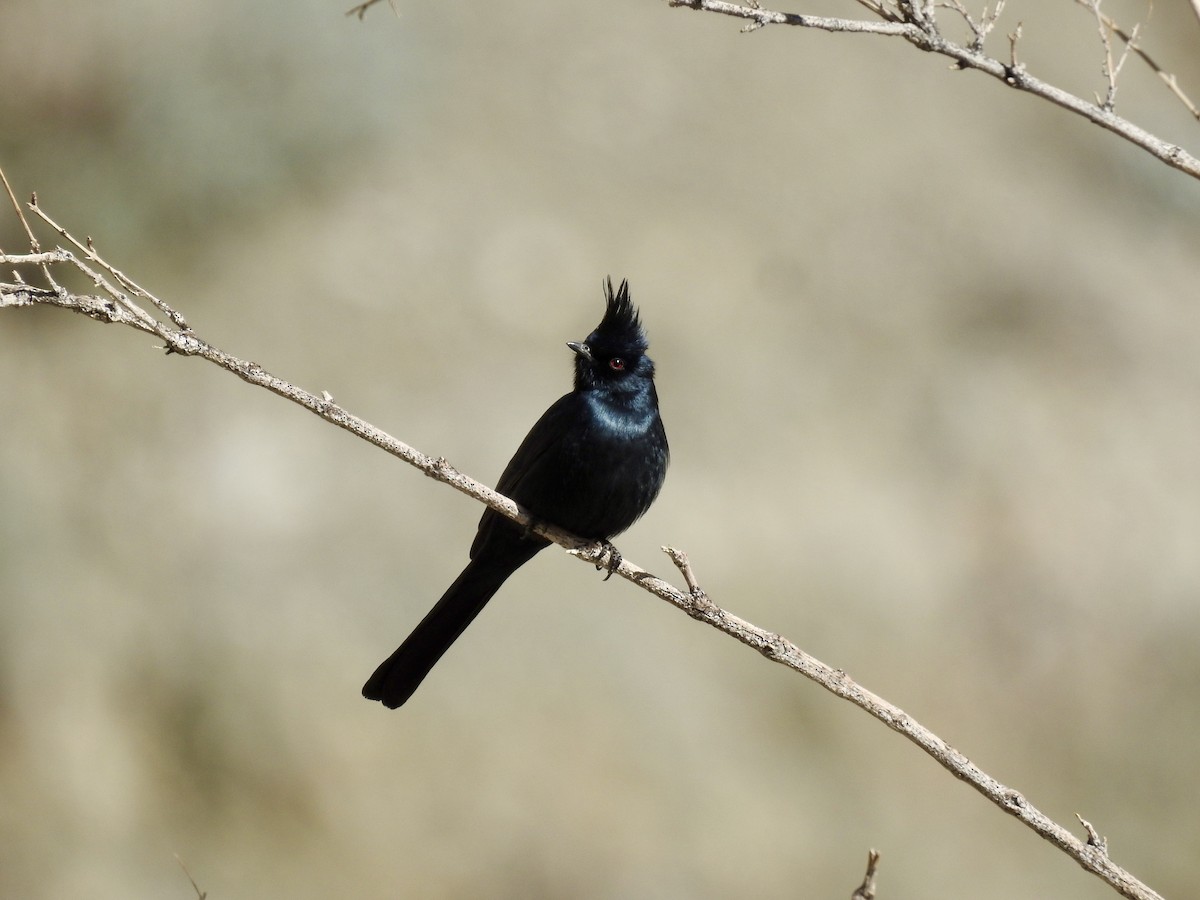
596, 277, 648, 351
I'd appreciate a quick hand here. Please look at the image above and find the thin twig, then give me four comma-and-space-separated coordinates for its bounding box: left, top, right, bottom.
1088, 0, 1120, 110
851, 849, 881, 900
174, 854, 207, 900
1071, 0, 1200, 121
0, 174, 58, 289
1008, 20, 1023, 72
0, 195, 1167, 900
937, 0, 1005, 52
662, 545, 705, 597
345, 0, 396, 19
0, 171, 37, 253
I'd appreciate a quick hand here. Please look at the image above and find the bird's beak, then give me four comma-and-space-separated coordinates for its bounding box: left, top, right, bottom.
566, 341, 592, 361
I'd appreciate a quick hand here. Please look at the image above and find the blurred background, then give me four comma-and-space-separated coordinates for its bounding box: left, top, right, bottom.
2, 0, 1199, 896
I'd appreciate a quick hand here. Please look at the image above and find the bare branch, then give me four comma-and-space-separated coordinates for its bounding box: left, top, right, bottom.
344, 0, 1199, 174
0, 192, 1167, 900
666, 0, 1200, 180
667, 0, 912, 35
27, 198, 190, 330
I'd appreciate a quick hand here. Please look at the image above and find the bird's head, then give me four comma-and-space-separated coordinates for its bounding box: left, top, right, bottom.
568, 277, 655, 391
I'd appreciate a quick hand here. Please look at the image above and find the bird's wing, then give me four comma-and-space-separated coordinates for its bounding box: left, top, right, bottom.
492, 392, 577, 498
470, 392, 578, 558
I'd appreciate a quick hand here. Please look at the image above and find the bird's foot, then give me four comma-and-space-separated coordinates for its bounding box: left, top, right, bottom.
594, 540, 622, 581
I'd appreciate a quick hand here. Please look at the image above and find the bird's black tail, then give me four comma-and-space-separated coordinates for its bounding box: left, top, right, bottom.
362, 541, 543, 708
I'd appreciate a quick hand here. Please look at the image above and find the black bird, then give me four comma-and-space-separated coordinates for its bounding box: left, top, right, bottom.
363, 278, 669, 708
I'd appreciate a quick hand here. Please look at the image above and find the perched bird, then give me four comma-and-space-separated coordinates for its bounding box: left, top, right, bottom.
363, 278, 669, 708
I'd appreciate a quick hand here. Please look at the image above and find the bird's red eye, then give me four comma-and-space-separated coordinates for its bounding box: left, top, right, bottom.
609, 357, 625, 371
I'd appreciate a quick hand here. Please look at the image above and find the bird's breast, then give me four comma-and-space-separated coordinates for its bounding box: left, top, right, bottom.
583, 395, 660, 442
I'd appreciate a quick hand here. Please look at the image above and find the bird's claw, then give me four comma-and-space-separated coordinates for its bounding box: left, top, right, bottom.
595, 540, 622, 581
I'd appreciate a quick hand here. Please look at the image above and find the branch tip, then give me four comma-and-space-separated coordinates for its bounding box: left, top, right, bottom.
851, 848, 881, 900
662, 546, 703, 594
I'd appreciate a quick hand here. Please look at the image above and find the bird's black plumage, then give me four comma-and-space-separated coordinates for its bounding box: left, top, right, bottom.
362, 278, 669, 708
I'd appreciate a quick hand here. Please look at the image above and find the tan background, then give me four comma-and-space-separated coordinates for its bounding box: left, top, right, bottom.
2, 1, 1199, 897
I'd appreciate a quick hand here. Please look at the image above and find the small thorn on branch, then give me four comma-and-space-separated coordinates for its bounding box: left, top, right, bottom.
1075, 813, 1109, 855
